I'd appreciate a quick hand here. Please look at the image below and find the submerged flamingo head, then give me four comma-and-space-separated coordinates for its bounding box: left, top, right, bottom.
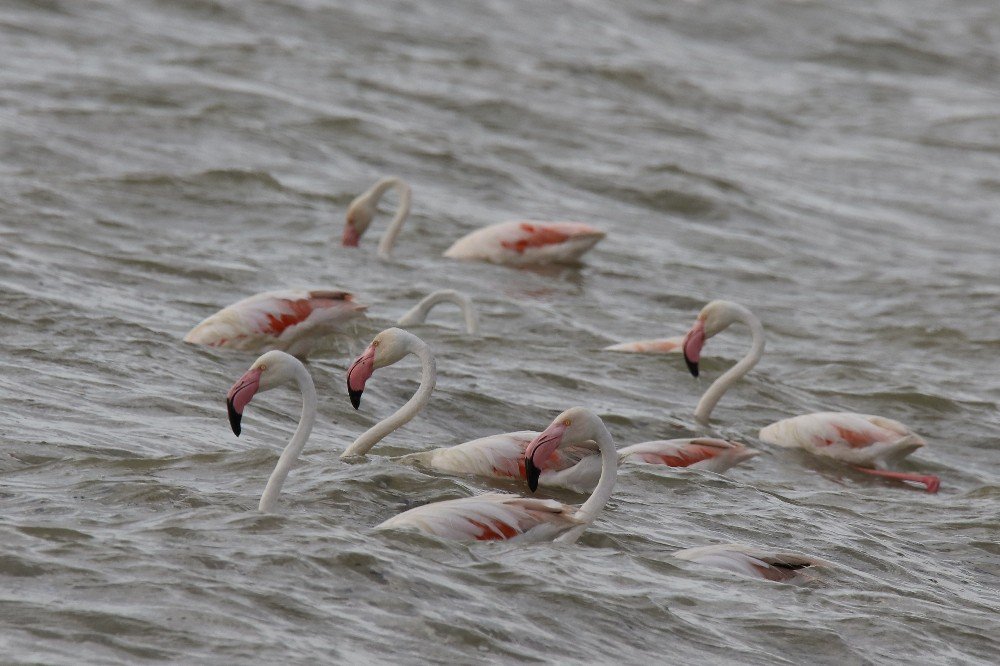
342, 198, 375, 247
225, 350, 297, 436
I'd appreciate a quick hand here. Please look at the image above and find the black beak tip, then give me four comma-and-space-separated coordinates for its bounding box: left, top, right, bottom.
349, 388, 363, 410
684, 354, 699, 378
227, 399, 242, 437
525, 457, 540, 493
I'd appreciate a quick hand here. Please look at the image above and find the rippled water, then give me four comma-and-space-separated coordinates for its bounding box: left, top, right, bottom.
2, 0, 999, 663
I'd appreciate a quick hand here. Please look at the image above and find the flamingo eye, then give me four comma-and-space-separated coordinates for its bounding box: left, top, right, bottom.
372, 340, 379, 347
258, 364, 266, 371
563, 419, 571, 426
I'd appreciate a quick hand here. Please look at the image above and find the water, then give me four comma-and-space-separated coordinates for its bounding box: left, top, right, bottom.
1, 0, 999, 663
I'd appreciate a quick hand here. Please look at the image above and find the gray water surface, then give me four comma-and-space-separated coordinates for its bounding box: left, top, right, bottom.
1, 0, 999, 663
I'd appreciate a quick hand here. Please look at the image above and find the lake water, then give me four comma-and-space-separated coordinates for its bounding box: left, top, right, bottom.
1, 0, 998, 663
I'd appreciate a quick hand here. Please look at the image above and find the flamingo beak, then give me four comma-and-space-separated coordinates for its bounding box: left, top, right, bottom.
346, 344, 376, 409
342, 220, 360, 247
225, 367, 263, 437
524, 421, 568, 493
682, 319, 706, 378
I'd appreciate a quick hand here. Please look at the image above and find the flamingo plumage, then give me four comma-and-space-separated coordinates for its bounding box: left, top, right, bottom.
185, 289, 366, 359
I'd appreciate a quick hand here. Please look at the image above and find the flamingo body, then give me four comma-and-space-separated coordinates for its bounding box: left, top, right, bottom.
186, 289, 366, 358
375, 492, 581, 542
443, 220, 605, 265
674, 543, 830, 582
759, 412, 940, 492
603, 336, 685, 353
619, 438, 759, 474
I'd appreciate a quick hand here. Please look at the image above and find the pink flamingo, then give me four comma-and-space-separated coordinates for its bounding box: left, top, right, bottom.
225, 350, 318, 512
678, 300, 941, 492
185, 289, 367, 359
342, 176, 605, 265
673, 543, 830, 582
344, 328, 758, 492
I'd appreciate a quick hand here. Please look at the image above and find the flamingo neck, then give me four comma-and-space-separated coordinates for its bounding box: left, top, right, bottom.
343, 337, 436, 456
371, 176, 412, 259
258, 360, 317, 512
572, 419, 618, 529
694, 304, 765, 426
397, 290, 480, 335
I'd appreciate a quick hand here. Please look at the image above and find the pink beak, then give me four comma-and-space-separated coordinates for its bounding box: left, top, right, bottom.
342, 220, 360, 247
524, 421, 567, 492
226, 367, 262, 436
347, 344, 376, 409
682, 319, 706, 377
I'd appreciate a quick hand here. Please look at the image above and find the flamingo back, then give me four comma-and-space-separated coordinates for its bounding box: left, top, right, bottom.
674, 543, 830, 582
443, 220, 604, 265
758, 411, 925, 467
375, 493, 579, 542
619, 438, 760, 473
184, 289, 366, 356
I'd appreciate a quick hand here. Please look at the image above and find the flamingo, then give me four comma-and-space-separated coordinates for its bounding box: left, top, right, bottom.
185, 289, 367, 359
396, 289, 481, 336
678, 300, 941, 492
375, 407, 617, 543
673, 543, 830, 582
344, 328, 758, 492
224, 350, 317, 512
342, 176, 605, 264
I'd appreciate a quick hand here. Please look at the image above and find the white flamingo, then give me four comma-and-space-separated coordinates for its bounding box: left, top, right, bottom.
224, 350, 317, 512
678, 300, 941, 492
375, 407, 617, 542
342, 176, 605, 265
344, 328, 757, 492
396, 289, 481, 336
185, 289, 367, 359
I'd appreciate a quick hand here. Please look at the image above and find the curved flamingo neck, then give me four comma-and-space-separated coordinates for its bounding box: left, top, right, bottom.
258, 359, 317, 512
694, 304, 765, 426
368, 176, 411, 259
343, 336, 436, 456
397, 290, 480, 335
558, 417, 617, 543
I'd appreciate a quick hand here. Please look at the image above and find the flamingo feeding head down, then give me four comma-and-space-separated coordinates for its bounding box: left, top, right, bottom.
185, 289, 367, 359
341, 176, 605, 265
225, 350, 318, 512
396, 289, 481, 336
374, 407, 619, 543
673, 543, 831, 582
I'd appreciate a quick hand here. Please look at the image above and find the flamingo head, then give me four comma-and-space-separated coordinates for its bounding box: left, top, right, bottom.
524, 407, 596, 492
226, 350, 297, 436
346, 327, 414, 409
342, 196, 375, 247
682, 300, 742, 377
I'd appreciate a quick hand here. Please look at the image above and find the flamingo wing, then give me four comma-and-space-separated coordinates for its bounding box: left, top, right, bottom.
603, 336, 685, 353
184, 289, 367, 356
409, 432, 603, 492
444, 220, 605, 265
375, 492, 579, 542
758, 412, 925, 467
674, 543, 830, 582
619, 438, 759, 473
